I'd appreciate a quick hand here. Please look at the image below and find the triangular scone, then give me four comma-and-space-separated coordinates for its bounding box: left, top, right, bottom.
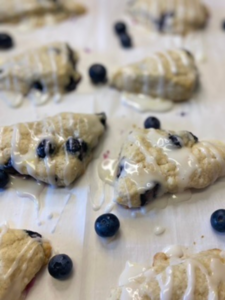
0, 112, 106, 187
128, 0, 208, 35
0, 0, 86, 26
115, 128, 225, 208
111, 49, 198, 102
0, 227, 51, 300
108, 248, 225, 300
0, 42, 81, 101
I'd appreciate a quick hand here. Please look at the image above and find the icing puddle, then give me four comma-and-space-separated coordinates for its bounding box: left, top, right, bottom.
121, 92, 174, 112
4, 175, 73, 232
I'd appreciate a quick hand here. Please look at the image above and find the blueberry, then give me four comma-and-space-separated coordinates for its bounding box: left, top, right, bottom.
96, 112, 107, 127
140, 183, 160, 206
66, 138, 88, 160
2, 158, 16, 174
144, 116, 161, 129
48, 254, 73, 280
36, 140, 56, 159
211, 210, 225, 233
65, 76, 77, 92
31, 81, 44, 92
189, 132, 198, 143
95, 213, 120, 238
89, 64, 107, 84
156, 12, 174, 32
168, 135, 183, 148
0, 170, 9, 189
117, 163, 124, 178
25, 230, 42, 239
222, 20, 225, 31
120, 33, 132, 48
114, 22, 127, 35
0, 33, 14, 50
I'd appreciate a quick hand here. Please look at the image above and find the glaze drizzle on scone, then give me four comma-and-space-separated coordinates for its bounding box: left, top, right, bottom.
113, 128, 225, 208
0, 225, 51, 300
111, 49, 198, 102
0, 112, 106, 187
108, 248, 225, 300
128, 0, 209, 34
0, 42, 81, 107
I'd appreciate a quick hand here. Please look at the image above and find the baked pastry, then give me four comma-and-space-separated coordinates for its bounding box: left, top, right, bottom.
0, 226, 51, 300
114, 128, 225, 208
0, 0, 86, 27
0, 42, 81, 106
0, 112, 106, 187
108, 248, 225, 300
127, 0, 209, 35
111, 49, 198, 102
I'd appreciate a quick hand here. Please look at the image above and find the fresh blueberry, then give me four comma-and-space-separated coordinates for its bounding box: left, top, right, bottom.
189, 132, 198, 143
96, 112, 107, 127
65, 76, 77, 92
2, 158, 16, 174
222, 20, 225, 31
211, 210, 225, 233
25, 230, 42, 239
140, 183, 160, 206
31, 81, 44, 92
144, 116, 161, 129
36, 140, 56, 159
156, 12, 174, 32
89, 64, 107, 84
168, 135, 183, 148
0, 170, 9, 189
95, 213, 120, 238
48, 254, 73, 280
120, 33, 132, 48
0, 33, 14, 50
114, 22, 127, 35
66, 138, 88, 160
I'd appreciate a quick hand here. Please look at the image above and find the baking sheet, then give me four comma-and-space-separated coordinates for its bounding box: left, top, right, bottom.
1, 0, 225, 299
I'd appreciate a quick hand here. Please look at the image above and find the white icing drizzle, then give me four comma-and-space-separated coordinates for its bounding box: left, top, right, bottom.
121, 92, 174, 112
154, 226, 165, 236
118, 249, 225, 300
98, 158, 118, 186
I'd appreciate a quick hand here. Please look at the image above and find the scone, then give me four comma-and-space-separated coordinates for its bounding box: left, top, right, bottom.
108, 248, 225, 300
0, 226, 51, 300
0, 42, 81, 105
0, 0, 86, 26
128, 0, 209, 35
115, 128, 225, 208
0, 112, 106, 187
111, 49, 198, 102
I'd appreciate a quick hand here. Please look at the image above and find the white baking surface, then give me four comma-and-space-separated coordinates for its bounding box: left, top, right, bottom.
0, 0, 225, 299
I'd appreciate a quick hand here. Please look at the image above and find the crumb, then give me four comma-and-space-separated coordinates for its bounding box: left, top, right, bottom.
180, 112, 187, 117
201, 235, 204, 239
193, 242, 196, 245
103, 151, 110, 159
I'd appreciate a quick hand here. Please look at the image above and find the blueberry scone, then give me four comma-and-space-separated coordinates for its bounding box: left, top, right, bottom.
0, 112, 106, 186
0, 42, 81, 107
114, 128, 225, 208
128, 0, 209, 35
111, 49, 198, 102
0, 0, 86, 27
108, 248, 225, 300
0, 226, 51, 300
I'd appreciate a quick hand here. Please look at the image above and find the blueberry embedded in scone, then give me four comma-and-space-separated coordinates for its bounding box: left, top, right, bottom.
0, 42, 81, 106
108, 248, 225, 300
114, 128, 225, 208
0, 112, 106, 187
0, 226, 51, 300
127, 0, 209, 35
111, 49, 199, 102
0, 0, 86, 27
